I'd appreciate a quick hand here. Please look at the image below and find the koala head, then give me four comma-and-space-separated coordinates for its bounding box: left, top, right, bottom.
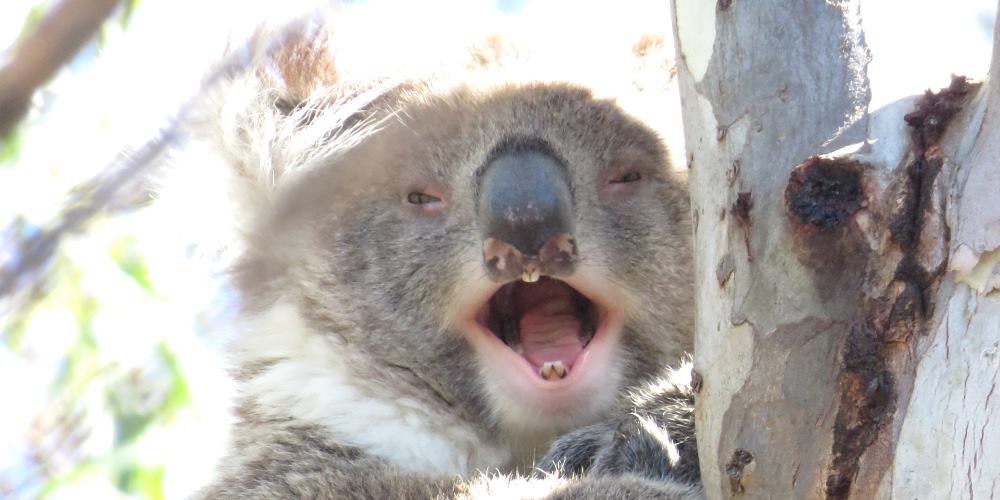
202, 20, 692, 446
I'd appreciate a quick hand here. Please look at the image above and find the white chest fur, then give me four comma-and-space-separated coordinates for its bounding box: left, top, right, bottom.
237, 302, 510, 476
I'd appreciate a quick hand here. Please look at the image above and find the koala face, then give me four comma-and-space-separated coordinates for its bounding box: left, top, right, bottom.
235, 80, 692, 440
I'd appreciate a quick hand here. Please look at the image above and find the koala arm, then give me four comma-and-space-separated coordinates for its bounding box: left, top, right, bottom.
467, 474, 702, 499
194, 425, 701, 500
539, 362, 700, 486
199, 457, 701, 500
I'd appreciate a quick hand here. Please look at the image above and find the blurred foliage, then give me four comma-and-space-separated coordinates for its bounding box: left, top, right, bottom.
0, 1, 221, 498
0, 124, 24, 166
1, 217, 200, 498
15, 3, 52, 49
118, 0, 142, 30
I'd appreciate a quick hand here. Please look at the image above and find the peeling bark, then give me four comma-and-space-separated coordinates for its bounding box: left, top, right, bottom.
672, 1, 1000, 498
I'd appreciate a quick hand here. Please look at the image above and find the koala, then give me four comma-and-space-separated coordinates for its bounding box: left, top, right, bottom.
186, 6, 699, 499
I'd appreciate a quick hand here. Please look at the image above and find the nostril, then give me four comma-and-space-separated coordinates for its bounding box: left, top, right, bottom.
538, 233, 577, 272
483, 233, 577, 282
483, 238, 522, 275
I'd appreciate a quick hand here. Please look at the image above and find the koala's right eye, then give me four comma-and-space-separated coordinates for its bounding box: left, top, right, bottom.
402, 181, 447, 215
407, 192, 441, 205
610, 171, 642, 184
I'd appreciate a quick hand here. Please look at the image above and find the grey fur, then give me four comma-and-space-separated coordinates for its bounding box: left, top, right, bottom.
190, 13, 701, 500
539, 364, 700, 485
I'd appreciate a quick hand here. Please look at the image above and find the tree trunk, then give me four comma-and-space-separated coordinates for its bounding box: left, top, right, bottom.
671, 1, 1000, 498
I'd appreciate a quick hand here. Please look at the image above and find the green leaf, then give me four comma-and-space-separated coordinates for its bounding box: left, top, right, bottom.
157, 342, 192, 414
119, 0, 142, 29
117, 464, 164, 499
108, 236, 156, 294
113, 412, 156, 446
0, 123, 24, 166
37, 460, 101, 498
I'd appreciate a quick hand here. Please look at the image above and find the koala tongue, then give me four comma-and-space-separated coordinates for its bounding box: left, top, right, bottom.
516, 280, 585, 369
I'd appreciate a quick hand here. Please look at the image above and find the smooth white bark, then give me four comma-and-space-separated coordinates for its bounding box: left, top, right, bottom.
672, 1, 999, 498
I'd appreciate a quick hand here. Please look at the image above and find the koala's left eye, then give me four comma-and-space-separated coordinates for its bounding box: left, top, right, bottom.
407, 192, 442, 204
610, 171, 642, 184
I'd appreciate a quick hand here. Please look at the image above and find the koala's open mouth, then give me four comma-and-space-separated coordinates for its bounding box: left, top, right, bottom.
455, 268, 625, 418
474, 277, 603, 382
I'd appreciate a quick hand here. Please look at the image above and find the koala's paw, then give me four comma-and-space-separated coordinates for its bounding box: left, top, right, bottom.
543, 474, 703, 500
538, 363, 699, 485
538, 422, 612, 477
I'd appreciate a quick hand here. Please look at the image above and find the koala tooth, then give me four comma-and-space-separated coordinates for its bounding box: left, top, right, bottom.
540, 361, 566, 381
540, 362, 554, 379
551, 360, 566, 378
521, 267, 540, 283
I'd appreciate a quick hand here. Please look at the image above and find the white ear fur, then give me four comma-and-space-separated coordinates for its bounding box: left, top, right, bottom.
156, 14, 388, 262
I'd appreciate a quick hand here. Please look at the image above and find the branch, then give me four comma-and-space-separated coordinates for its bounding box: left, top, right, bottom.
0, 0, 122, 137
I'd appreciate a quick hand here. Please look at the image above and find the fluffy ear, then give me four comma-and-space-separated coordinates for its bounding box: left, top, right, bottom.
625, 32, 686, 171
169, 12, 410, 237
154, 19, 368, 262
191, 4, 484, 213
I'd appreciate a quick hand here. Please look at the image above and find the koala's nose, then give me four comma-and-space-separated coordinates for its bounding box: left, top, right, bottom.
478, 143, 577, 281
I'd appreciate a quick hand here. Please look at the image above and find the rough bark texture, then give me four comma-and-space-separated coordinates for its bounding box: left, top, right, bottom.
672, 0, 999, 498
